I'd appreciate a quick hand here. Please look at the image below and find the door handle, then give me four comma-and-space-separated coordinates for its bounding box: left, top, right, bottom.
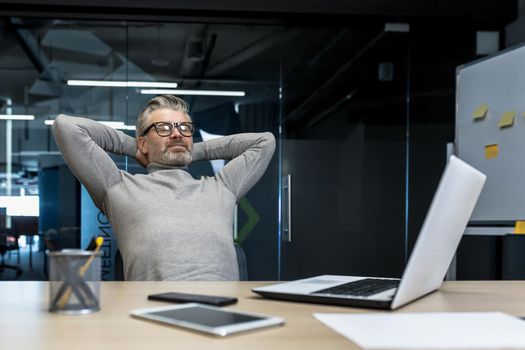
282, 174, 292, 242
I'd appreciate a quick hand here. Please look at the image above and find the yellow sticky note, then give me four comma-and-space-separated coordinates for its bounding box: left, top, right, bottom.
499, 111, 516, 128
514, 221, 525, 234
484, 144, 499, 159
472, 104, 488, 120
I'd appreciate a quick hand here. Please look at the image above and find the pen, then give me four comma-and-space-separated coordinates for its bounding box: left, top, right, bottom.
55, 237, 104, 309
78, 237, 104, 276
85, 236, 98, 251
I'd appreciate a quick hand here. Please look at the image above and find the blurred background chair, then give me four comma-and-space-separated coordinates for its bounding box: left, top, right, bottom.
11, 216, 39, 270
0, 227, 22, 277
0, 208, 22, 276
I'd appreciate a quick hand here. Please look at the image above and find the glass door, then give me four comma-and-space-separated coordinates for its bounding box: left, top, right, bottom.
278, 24, 410, 280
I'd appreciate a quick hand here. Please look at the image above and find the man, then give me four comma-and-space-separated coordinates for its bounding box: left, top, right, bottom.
52, 95, 275, 281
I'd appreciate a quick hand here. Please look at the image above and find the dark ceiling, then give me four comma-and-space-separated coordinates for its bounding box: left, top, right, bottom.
0, 0, 517, 131
0, 0, 518, 23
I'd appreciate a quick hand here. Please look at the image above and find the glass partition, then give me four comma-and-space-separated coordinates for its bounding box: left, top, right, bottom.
279, 25, 410, 279
0, 17, 283, 280
0, 16, 410, 281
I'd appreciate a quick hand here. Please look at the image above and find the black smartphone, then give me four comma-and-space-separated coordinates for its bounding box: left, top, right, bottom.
147, 292, 238, 306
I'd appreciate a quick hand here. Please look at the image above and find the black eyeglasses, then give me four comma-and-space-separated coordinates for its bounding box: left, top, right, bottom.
142, 122, 195, 137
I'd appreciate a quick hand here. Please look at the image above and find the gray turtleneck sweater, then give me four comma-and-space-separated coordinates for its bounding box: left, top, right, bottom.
52, 114, 275, 281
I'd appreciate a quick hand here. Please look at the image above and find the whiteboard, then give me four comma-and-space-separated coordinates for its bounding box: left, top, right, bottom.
456, 43, 525, 222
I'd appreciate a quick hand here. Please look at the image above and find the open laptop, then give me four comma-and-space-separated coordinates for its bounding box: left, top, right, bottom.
253, 156, 486, 310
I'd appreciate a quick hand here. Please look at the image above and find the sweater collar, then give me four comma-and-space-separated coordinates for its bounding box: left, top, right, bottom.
147, 162, 189, 173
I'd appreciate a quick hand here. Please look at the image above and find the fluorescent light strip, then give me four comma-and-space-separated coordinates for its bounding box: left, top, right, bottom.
99, 121, 125, 127
67, 80, 178, 88
44, 119, 135, 130
0, 114, 35, 120
115, 125, 136, 131
140, 89, 246, 97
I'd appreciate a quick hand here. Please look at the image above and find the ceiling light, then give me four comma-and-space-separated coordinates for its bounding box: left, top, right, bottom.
0, 115, 35, 120
45, 119, 135, 130
114, 125, 136, 131
67, 80, 178, 88
128, 125, 136, 130
99, 121, 124, 127
140, 89, 246, 97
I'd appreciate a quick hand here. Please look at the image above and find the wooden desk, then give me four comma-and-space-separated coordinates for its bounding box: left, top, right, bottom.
1, 281, 525, 350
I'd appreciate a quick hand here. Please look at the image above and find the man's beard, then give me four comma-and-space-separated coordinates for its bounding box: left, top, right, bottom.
150, 142, 193, 166
159, 149, 192, 166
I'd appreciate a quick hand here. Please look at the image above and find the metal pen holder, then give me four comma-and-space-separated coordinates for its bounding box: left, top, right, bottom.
47, 249, 101, 314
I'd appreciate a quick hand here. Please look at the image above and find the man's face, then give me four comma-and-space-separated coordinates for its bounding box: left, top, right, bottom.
138, 108, 194, 166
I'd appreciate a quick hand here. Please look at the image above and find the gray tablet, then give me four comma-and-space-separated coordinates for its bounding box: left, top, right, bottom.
130, 303, 285, 336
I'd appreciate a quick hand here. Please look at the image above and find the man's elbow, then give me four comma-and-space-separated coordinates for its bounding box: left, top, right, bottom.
262, 132, 276, 154
51, 114, 69, 134
261, 132, 275, 143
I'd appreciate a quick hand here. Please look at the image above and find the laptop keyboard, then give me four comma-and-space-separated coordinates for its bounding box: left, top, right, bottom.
312, 278, 400, 297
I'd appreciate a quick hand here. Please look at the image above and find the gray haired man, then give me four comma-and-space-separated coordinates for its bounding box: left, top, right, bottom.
53, 95, 275, 281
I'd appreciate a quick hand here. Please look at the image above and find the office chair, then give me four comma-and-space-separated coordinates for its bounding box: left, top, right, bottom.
234, 243, 248, 281
115, 249, 124, 281
11, 216, 39, 270
0, 228, 22, 277
113, 243, 248, 281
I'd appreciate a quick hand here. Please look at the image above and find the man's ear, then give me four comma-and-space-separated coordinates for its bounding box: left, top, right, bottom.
137, 136, 148, 155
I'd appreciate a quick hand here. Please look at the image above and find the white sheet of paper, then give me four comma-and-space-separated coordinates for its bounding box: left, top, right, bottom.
314, 312, 525, 349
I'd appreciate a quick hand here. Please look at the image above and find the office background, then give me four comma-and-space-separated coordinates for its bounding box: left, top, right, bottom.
0, 0, 524, 281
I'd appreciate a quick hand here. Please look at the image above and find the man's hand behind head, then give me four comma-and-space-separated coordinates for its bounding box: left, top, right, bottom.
135, 148, 149, 168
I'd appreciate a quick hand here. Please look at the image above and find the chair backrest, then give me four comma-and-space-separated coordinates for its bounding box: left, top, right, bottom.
0, 208, 6, 251
114, 249, 124, 281
12, 216, 39, 235
0, 227, 17, 254
114, 243, 249, 281
234, 243, 248, 281
0, 208, 5, 227
0, 230, 8, 252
